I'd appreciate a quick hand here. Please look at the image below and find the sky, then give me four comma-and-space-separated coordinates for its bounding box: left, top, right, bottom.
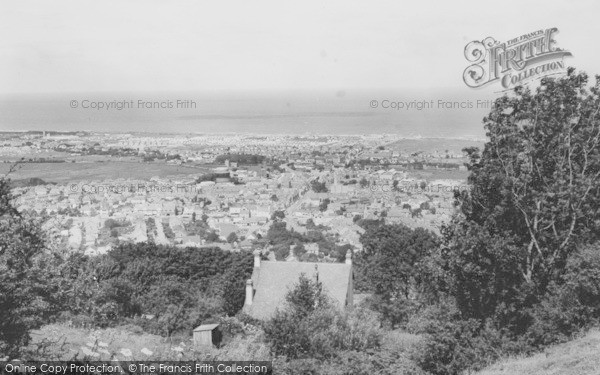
1, 0, 599, 94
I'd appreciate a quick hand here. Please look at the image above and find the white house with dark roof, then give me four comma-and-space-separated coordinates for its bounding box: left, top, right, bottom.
242, 252, 354, 320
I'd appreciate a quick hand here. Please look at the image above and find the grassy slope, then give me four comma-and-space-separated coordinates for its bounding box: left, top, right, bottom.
476, 330, 600, 375
28, 323, 198, 360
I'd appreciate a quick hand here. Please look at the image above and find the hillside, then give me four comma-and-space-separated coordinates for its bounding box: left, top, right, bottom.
27, 323, 194, 360
476, 330, 600, 375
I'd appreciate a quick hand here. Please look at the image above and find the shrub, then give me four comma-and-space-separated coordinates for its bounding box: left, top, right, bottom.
363, 295, 418, 329
0, 176, 55, 358
407, 304, 503, 375
526, 243, 600, 347
264, 275, 382, 360
212, 333, 271, 362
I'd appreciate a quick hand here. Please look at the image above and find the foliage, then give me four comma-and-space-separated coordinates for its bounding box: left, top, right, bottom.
292, 243, 306, 258
263, 274, 382, 360
355, 223, 438, 327
407, 303, 505, 375
310, 180, 328, 193
214, 153, 266, 165
438, 220, 528, 331
222, 277, 247, 317
0, 175, 61, 359
525, 242, 600, 347
318, 198, 330, 212
266, 221, 343, 262
271, 210, 285, 220
355, 218, 384, 231
195, 172, 231, 183
61, 244, 253, 335
459, 69, 600, 288
104, 218, 130, 230
226, 232, 238, 244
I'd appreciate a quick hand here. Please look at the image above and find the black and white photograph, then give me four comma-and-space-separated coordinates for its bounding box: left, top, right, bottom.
1, 1, 600, 374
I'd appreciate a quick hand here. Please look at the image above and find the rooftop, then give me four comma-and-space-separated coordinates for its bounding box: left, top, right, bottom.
244, 260, 352, 320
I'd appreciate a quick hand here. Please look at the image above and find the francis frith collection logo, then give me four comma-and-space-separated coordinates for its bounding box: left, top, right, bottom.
463, 27, 572, 89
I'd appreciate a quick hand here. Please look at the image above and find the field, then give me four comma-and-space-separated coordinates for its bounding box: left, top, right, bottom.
0, 161, 212, 184
476, 329, 600, 375
386, 138, 484, 154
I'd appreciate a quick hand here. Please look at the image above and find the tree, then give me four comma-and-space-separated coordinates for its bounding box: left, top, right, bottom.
227, 232, 238, 244
273, 243, 290, 261
0, 176, 54, 358
205, 231, 220, 242
263, 274, 330, 358
310, 180, 328, 193
459, 69, 600, 288
356, 223, 438, 327
318, 198, 330, 212
267, 221, 301, 246
222, 278, 247, 317
293, 243, 307, 258
263, 274, 382, 360
438, 220, 525, 327
521, 241, 600, 346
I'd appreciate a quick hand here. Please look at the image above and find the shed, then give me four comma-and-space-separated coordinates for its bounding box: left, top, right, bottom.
193, 324, 222, 347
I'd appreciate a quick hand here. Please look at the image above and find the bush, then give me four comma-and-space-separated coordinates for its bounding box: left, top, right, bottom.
222, 278, 246, 317
60, 244, 253, 335
272, 244, 290, 261
264, 275, 382, 360
273, 332, 426, 375
355, 223, 438, 327
526, 243, 600, 347
363, 295, 419, 329
407, 303, 504, 375
0, 176, 56, 358
438, 220, 526, 330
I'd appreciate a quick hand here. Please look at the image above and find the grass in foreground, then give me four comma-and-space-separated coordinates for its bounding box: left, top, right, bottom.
476, 329, 600, 375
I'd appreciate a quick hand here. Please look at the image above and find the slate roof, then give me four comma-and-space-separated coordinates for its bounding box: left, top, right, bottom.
193, 323, 220, 332
243, 261, 353, 320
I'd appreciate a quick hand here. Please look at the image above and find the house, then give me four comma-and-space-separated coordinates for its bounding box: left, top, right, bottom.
193, 324, 222, 347
243, 252, 354, 320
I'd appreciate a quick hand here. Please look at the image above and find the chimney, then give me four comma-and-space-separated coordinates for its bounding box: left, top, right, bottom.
345, 251, 352, 265
254, 250, 261, 268
245, 279, 254, 306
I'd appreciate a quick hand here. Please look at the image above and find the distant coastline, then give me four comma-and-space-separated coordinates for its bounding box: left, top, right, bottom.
0, 90, 493, 138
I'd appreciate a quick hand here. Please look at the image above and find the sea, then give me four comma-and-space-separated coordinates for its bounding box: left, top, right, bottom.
0, 90, 496, 139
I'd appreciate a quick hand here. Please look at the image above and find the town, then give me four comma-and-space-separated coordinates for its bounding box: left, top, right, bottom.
1, 131, 476, 259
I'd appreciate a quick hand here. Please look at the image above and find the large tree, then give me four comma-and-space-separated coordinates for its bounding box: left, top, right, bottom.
459, 68, 600, 287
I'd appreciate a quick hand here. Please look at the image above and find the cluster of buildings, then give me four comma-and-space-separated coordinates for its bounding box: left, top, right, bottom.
4, 132, 468, 258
